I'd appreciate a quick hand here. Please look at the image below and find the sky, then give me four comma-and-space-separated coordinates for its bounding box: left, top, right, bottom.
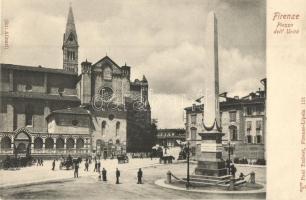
1, 0, 266, 128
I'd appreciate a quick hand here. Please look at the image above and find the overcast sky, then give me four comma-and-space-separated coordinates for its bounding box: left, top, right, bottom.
1, 0, 266, 128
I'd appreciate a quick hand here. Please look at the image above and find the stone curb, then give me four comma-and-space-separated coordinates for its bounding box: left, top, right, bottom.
154, 179, 266, 195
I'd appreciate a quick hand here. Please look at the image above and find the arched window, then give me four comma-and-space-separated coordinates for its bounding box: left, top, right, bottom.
45, 138, 54, 149
34, 137, 43, 149
101, 121, 106, 136
116, 121, 120, 136
66, 138, 75, 149
116, 139, 120, 145
25, 104, 34, 126
76, 138, 84, 149
56, 138, 64, 149
1, 136, 11, 149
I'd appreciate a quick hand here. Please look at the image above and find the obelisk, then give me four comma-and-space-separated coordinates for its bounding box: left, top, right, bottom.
194, 11, 227, 177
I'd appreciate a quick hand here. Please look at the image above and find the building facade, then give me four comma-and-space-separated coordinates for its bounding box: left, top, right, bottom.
184, 79, 266, 161
0, 6, 152, 159
156, 129, 186, 148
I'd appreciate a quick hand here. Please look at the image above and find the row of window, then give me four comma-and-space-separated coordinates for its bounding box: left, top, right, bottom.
246, 135, 262, 144
101, 121, 120, 136
67, 51, 76, 61
189, 114, 263, 130
246, 120, 262, 135
157, 132, 182, 137
0, 136, 85, 149
187, 125, 262, 143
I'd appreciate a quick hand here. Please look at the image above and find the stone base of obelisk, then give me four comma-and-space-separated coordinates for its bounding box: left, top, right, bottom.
194, 132, 228, 177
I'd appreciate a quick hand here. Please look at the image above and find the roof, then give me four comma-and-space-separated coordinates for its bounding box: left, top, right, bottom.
0, 91, 80, 102
92, 56, 122, 71
0, 63, 78, 76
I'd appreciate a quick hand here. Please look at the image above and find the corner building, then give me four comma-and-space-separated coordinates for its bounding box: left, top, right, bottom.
0, 6, 152, 159
184, 79, 266, 162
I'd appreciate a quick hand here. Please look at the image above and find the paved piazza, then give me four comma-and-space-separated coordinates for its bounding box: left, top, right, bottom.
0, 158, 266, 199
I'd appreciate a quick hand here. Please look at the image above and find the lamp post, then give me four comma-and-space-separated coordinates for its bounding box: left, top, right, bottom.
228, 141, 231, 162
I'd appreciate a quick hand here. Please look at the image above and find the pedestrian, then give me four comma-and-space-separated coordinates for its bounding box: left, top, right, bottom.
74, 163, 79, 178
85, 161, 89, 171
137, 168, 143, 184
116, 168, 120, 184
102, 168, 107, 181
41, 159, 44, 166
94, 160, 97, 172
231, 164, 237, 178
52, 160, 55, 170
97, 160, 101, 173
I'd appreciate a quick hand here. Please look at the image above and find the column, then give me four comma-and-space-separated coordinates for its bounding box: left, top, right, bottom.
64, 138, 67, 154
53, 138, 56, 154
42, 138, 45, 153
31, 136, 34, 153
74, 138, 77, 154
11, 136, 14, 154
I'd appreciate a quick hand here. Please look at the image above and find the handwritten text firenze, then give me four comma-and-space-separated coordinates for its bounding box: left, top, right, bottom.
273, 12, 300, 35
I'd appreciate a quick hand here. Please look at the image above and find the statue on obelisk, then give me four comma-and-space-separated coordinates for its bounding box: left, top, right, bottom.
194, 11, 227, 177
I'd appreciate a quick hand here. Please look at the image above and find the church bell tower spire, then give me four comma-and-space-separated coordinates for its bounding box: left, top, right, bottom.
62, 4, 79, 73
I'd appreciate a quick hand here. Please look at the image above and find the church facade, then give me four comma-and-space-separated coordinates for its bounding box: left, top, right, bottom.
0, 6, 152, 159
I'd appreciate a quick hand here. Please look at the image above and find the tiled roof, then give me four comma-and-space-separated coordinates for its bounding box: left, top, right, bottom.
0, 63, 78, 76
0, 91, 80, 102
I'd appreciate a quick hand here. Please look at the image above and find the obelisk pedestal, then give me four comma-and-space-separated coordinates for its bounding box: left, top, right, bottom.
194, 11, 227, 177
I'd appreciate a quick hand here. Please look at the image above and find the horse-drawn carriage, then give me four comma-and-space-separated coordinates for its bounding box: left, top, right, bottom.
117, 154, 129, 164
60, 155, 81, 170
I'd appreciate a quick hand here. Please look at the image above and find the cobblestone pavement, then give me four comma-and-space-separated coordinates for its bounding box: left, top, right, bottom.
0, 159, 266, 199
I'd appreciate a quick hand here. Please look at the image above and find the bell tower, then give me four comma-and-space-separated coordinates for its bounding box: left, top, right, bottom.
62, 5, 79, 73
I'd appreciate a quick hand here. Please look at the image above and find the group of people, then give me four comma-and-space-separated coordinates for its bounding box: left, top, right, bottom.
49, 157, 144, 184
100, 167, 143, 184
36, 158, 44, 166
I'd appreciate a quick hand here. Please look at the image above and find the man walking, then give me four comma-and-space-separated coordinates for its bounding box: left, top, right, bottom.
74, 163, 79, 178
102, 168, 107, 181
94, 160, 97, 172
97, 160, 101, 173
137, 168, 143, 184
116, 168, 120, 184
84, 161, 89, 171
230, 163, 237, 178
52, 160, 55, 171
